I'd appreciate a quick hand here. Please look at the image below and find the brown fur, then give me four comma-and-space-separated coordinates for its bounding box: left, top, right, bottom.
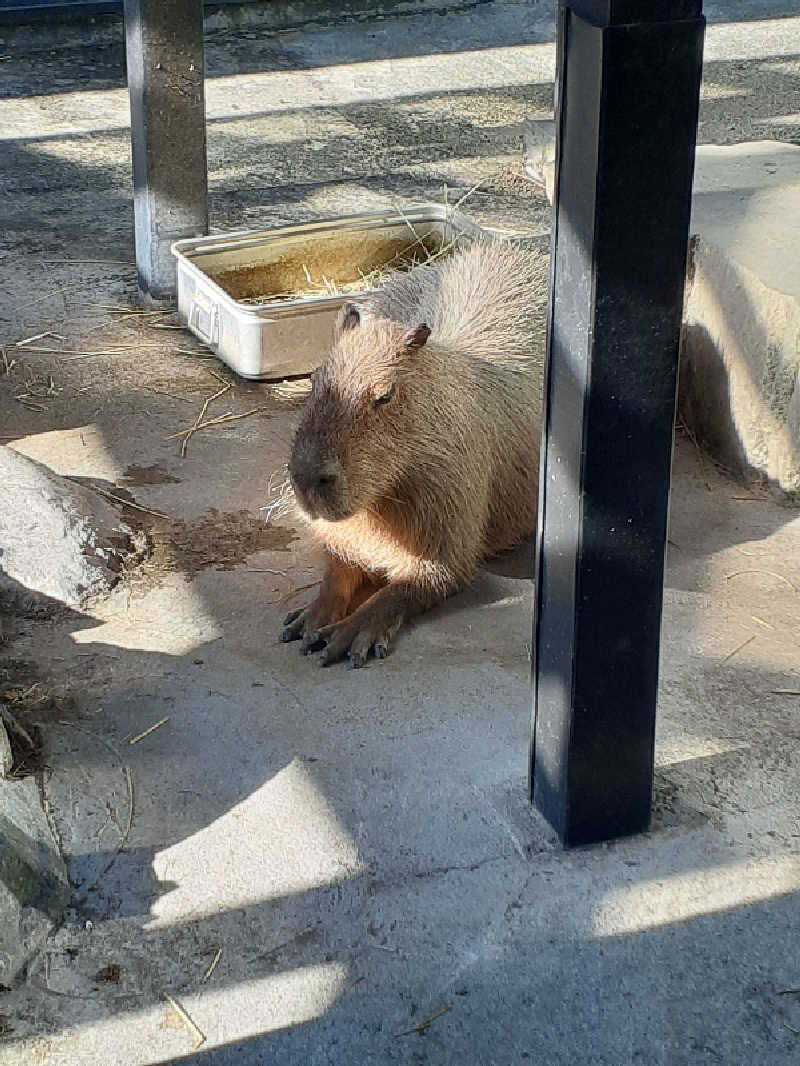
281, 240, 549, 666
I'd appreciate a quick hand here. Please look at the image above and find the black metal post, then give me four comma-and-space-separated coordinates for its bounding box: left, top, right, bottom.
530, 0, 705, 846
123, 0, 208, 306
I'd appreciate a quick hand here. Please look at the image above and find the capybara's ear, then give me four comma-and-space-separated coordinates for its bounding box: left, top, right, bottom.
401, 323, 431, 351
335, 301, 361, 336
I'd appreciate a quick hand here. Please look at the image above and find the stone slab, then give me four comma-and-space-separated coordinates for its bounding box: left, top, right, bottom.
680, 141, 800, 500
0, 776, 70, 986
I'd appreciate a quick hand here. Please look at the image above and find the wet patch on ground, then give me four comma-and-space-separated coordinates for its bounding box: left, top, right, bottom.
150, 508, 297, 577
119, 464, 180, 487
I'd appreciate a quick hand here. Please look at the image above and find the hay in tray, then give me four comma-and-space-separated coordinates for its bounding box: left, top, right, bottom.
210, 216, 465, 308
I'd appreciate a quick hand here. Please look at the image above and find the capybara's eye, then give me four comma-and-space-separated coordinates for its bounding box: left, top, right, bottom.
374, 385, 395, 407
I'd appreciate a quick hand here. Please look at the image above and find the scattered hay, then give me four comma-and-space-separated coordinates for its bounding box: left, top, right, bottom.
10, 343, 163, 361
397, 1005, 451, 1037
262, 468, 295, 525
89, 486, 170, 521
262, 377, 313, 408
200, 947, 222, 985
14, 330, 64, 347
278, 580, 321, 604
163, 993, 206, 1051
168, 405, 270, 454
717, 633, 756, 666
13, 369, 61, 410
176, 380, 233, 458
128, 717, 170, 746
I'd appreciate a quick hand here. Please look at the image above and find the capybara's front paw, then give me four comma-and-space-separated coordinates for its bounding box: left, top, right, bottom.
307, 614, 393, 669
281, 596, 344, 654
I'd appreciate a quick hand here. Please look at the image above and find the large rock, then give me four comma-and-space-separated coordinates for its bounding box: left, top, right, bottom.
0, 448, 146, 983
0, 774, 70, 985
679, 141, 800, 502
0, 446, 143, 608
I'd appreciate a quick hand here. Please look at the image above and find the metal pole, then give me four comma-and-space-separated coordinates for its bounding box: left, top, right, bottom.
530, 0, 705, 847
123, 0, 209, 306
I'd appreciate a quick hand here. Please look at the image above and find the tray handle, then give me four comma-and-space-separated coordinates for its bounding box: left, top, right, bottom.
188, 291, 219, 346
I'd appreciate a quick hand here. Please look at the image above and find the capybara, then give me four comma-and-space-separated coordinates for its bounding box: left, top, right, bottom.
282, 239, 549, 666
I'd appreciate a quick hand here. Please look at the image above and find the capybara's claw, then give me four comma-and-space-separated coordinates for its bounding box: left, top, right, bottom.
281, 608, 307, 643
301, 630, 327, 655
280, 590, 355, 649
311, 616, 390, 667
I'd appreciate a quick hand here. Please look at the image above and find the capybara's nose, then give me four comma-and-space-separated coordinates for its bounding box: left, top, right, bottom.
288, 453, 314, 495
288, 453, 339, 499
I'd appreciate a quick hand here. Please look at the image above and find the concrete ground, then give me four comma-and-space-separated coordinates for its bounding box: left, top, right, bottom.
1, 2, 800, 1063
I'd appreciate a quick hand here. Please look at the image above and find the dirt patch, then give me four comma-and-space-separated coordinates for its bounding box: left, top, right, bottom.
119, 464, 180, 487
148, 508, 297, 577
95, 964, 122, 984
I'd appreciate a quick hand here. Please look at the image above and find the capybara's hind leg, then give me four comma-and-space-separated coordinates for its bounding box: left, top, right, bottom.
280, 553, 375, 652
